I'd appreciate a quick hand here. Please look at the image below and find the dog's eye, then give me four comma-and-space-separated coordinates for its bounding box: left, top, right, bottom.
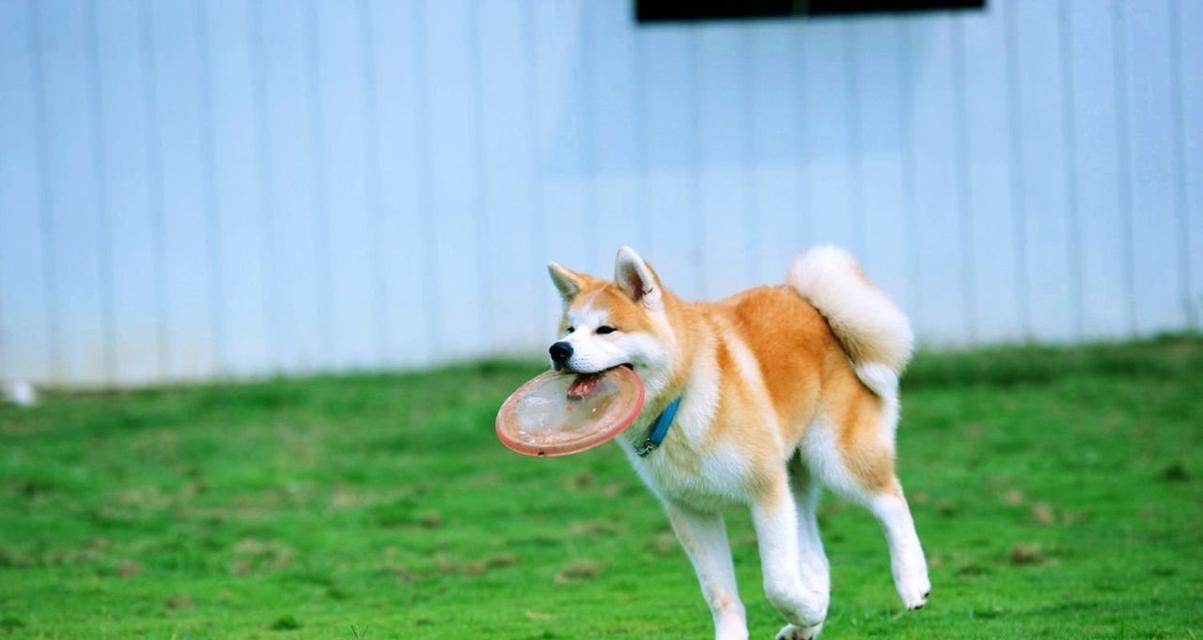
596, 325, 617, 335
566, 326, 575, 334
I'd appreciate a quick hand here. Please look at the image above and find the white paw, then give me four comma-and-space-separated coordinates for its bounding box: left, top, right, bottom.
776, 622, 823, 640
765, 583, 827, 629
894, 570, 931, 609
892, 546, 931, 610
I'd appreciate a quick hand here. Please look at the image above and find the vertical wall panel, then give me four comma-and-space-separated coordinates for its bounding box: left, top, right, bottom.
92, 0, 160, 384
531, 0, 592, 315
852, 16, 911, 309
37, 0, 108, 384
204, 0, 270, 376
960, 4, 1023, 342
298, 0, 332, 365
1012, 0, 1077, 342
697, 25, 754, 297
1065, 0, 1130, 339
367, 0, 431, 365
641, 25, 701, 299
1122, 0, 1188, 334
259, 0, 323, 372
310, 0, 379, 368
801, 22, 856, 251
85, 0, 116, 382
423, 0, 486, 359
897, 18, 921, 318
747, 22, 803, 285
587, 0, 647, 279
1056, 0, 1084, 339
1181, 0, 1203, 327
357, 0, 388, 368
477, 0, 544, 351
907, 15, 968, 344
147, 0, 218, 379
0, 0, 54, 383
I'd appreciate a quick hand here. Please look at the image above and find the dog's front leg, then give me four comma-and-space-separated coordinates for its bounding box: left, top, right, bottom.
665, 501, 747, 640
751, 481, 828, 634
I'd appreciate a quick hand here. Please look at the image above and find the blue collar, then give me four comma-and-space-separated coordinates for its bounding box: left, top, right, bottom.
634, 396, 682, 457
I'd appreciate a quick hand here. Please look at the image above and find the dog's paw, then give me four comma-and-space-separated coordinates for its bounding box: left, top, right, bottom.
893, 555, 931, 610
775, 623, 823, 640
896, 576, 931, 610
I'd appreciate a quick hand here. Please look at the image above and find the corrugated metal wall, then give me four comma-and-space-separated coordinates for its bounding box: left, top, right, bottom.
1, 0, 1200, 387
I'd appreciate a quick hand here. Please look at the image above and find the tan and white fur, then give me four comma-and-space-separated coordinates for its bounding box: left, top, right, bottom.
545, 246, 929, 640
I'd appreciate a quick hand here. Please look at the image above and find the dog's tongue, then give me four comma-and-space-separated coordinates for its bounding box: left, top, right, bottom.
567, 372, 603, 399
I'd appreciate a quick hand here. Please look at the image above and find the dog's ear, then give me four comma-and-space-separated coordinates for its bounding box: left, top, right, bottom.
614, 246, 662, 308
547, 262, 585, 301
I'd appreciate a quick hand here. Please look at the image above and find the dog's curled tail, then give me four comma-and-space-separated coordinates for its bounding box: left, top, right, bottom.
787, 245, 913, 398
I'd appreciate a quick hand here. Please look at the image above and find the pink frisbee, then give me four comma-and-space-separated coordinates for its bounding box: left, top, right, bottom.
496, 366, 646, 457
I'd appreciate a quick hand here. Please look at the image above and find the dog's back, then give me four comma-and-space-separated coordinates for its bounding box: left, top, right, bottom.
702, 244, 912, 457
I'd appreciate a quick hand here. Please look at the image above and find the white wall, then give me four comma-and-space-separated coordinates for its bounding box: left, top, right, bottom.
1, 0, 1200, 387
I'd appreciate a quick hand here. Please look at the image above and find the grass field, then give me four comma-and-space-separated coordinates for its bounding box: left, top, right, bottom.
2, 336, 1202, 639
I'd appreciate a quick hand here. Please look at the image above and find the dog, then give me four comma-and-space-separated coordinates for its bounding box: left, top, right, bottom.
545, 246, 930, 640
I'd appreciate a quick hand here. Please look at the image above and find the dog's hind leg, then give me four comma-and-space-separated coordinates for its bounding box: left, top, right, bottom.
863, 482, 930, 609
788, 454, 831, 600
664, 501, 748, 640
773, 455, 830, 640
751, 473, 828, 635
804, 411, 930, 610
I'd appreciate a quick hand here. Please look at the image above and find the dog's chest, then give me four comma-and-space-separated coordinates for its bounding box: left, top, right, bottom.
622, 438, 752, 511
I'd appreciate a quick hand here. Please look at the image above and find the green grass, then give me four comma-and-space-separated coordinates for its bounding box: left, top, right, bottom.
2, 336, 1202, 639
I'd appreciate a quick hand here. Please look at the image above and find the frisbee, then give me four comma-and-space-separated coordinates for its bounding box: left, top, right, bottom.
495, 366, 645, 457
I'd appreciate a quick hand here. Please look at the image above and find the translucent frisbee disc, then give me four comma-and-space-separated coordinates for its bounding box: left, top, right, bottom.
496, 366, 645, 457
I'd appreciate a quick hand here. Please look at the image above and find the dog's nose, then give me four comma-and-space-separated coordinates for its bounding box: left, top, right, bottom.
549, 341, 573, 364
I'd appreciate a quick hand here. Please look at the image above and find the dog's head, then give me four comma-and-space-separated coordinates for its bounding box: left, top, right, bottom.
546, 247, 675, 389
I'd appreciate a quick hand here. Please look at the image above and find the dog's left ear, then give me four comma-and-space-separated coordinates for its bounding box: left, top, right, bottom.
614, 246, 662, 308
547, 262, 585, 301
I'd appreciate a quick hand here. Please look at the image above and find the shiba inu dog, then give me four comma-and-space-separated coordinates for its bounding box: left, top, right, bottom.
546, 246, 929, 640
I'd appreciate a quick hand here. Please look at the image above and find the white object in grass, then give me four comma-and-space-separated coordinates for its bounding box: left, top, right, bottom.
4, 381, 38, 407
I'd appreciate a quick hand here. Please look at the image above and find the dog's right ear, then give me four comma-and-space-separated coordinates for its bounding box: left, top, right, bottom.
614, 246, 662, 308
547, 262, 584, 301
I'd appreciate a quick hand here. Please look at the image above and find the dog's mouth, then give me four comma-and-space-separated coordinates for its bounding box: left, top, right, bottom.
565, 364, 634, 399
566, 372, 602, 399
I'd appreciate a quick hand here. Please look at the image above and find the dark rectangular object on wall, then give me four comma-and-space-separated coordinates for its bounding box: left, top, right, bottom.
807, 0, 984, 15
636, 0, 985, 23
